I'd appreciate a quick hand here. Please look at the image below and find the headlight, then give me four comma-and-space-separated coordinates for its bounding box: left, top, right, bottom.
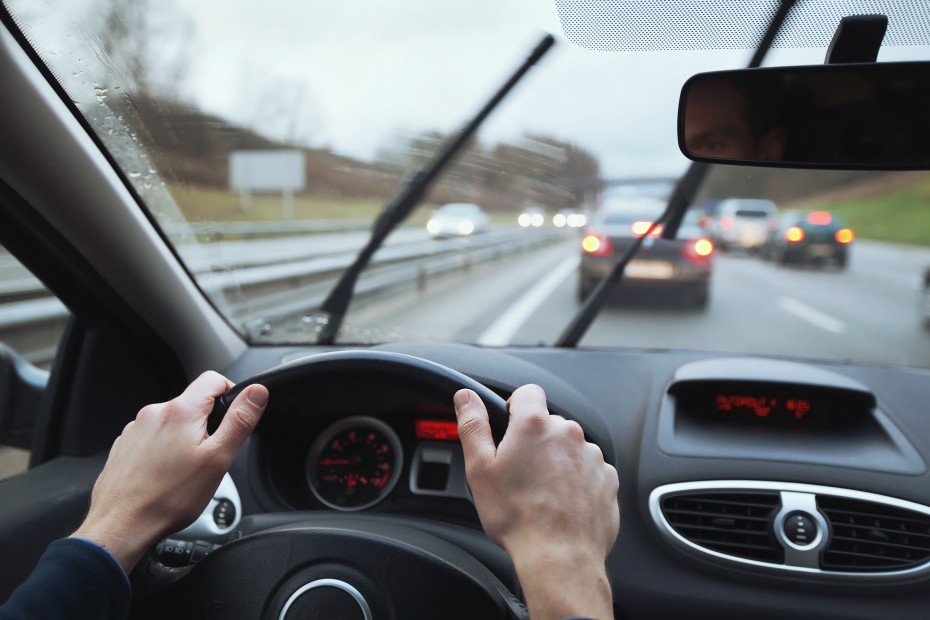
458, 221, 475, 235
427, 219, 442, 235
518, 213, 531, 227
531, 213, 544, 227
553, 213, 567, 227
568, 214, 586, 228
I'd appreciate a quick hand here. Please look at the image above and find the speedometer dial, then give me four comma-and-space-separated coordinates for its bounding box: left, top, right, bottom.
306, 416, 403, 511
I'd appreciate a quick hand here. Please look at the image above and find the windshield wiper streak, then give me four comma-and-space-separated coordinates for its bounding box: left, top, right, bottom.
556, 0, 798, 347
316, 34, 555, 344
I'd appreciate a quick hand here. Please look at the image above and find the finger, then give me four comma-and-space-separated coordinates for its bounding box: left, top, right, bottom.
506, 384, 549, 426
172, 371, 234, 418
184, 370, 234, 399
454, 389, 496, 469
207, 384, 268, 463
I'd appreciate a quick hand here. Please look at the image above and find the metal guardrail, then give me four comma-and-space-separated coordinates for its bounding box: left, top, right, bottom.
161, 219, 373, 240
0, 226, 567, 365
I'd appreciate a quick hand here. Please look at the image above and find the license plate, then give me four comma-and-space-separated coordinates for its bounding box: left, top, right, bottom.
807, 244, 834, 257
626, 260, 675, 279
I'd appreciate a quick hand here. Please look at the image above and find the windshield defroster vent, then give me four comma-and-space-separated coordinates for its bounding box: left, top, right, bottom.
819, 496, 930, 572
660, 491, 782, 564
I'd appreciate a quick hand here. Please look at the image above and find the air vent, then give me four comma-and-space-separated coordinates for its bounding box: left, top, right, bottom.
660, 491, 782, 563
819, 496, 930, 572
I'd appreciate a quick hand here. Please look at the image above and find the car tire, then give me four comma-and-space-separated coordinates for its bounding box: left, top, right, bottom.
836, 253, 848, 270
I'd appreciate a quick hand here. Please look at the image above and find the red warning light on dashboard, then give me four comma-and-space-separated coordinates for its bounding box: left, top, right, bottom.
415, 420, 460, 440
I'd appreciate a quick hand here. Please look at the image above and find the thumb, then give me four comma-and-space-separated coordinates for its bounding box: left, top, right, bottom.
454, 389, 496, 470
208, 384, 268, 464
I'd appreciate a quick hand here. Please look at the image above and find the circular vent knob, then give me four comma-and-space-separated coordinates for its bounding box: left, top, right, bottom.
783, 511, 818, 547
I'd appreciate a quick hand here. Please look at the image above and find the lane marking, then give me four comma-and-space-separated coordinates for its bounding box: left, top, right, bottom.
779, 297, 846, 334
477, 255, 580, 345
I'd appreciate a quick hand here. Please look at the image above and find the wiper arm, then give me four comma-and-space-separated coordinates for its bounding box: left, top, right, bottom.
556, 0, 797, 348
317, 34, 555, 344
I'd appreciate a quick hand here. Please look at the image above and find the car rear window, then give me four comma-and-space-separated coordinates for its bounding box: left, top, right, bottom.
735, 209, 770, 218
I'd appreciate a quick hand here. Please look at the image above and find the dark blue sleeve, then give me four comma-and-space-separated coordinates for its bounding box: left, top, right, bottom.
0, 537, 131, 620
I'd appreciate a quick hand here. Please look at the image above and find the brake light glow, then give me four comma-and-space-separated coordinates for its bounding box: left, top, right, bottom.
806, 211, 832, 225
693, 239, 714, 256
785, 226, 804, 243
631, 221, 662, 237
835, 228, 854, 244
720, 216, 734, 230
582, 234, 612, 256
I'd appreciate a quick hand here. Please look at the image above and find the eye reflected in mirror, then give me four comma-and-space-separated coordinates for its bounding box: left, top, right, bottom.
679, 62, 930, 169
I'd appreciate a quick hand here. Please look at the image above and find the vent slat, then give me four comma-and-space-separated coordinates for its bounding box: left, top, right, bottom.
819, 496, 930, 572
663, 508, 772, 523
830, 535, 930, 553
673, 523, 772, 537
661, 491, 782, 564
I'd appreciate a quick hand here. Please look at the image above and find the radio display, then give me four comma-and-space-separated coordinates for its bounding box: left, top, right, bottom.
672, 381, 874, 431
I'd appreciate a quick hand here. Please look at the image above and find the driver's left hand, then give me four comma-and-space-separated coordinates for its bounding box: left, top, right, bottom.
71, 371, 268, 572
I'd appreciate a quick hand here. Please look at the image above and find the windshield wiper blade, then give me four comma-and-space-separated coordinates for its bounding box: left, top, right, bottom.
316, 34, 555, 344
555, 0, 798, 348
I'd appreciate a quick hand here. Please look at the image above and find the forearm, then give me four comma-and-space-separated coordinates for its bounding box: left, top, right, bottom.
0, 538, 131, 620
71, 516, 156, 575
511, 546, 613, 620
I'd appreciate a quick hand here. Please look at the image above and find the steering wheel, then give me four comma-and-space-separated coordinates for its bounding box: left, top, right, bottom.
175, 350, 524, 620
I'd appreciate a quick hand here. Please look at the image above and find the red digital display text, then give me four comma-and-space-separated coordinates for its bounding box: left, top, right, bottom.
716, 394, 811, 420
415, 420, 460, 440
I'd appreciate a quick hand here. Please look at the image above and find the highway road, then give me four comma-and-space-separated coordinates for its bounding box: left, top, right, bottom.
343, 235, 930, 370
3, 230, 930, 370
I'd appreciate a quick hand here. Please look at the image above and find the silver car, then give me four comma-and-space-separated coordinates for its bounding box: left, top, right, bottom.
711, 198, 779, 251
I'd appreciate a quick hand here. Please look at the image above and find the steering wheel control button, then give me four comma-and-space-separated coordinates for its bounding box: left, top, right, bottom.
783, 511, 818, 546
156, 538, 219, 567
157, 538, 193, 567
213, 498, 236, 528
279, 579, 373, 620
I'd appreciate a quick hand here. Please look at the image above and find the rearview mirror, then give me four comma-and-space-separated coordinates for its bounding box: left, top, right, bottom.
678, 62, 930, 169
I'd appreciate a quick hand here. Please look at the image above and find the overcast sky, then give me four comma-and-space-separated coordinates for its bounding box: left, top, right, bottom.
9, 0, 930, 179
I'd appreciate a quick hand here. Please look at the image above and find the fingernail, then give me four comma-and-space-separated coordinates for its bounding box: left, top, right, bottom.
453, 389, 472, 410
247, 386, 269, 408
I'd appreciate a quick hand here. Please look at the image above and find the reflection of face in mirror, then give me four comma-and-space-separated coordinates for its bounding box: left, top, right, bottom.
684, 79, 786, 161
680, 63, 930, 168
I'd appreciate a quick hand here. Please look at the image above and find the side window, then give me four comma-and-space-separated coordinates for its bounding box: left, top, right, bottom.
0, 244, 69, 480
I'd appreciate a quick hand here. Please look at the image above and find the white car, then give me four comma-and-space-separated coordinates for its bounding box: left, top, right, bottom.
711, 198, 779, 251
426, 203, 490, 237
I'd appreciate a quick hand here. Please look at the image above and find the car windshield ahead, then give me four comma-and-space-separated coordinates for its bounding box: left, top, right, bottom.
3, 0, 930, 369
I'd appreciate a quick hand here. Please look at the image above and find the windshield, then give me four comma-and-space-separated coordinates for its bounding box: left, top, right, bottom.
4, 0, 930, 368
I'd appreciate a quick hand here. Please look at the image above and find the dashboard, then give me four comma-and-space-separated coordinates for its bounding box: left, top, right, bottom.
170, 341, 930, 619
141, 343, 930, 619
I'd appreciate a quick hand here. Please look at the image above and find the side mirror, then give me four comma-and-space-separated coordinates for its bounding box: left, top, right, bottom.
678, 62, 930, 169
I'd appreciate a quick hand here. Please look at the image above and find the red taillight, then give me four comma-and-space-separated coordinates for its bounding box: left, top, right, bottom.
835, 228, 854, 244
683, 238, 714, 262
631, 221, 663, 237
582, 234, 613, 257
806, 211, 832, 225
720, 216, 734, 230
785, 226, 804, 243
693, 238, 714, 256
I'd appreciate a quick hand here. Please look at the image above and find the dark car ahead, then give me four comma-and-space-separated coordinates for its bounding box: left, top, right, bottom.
578, 198, 713, 307
764, 211, 854, 268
